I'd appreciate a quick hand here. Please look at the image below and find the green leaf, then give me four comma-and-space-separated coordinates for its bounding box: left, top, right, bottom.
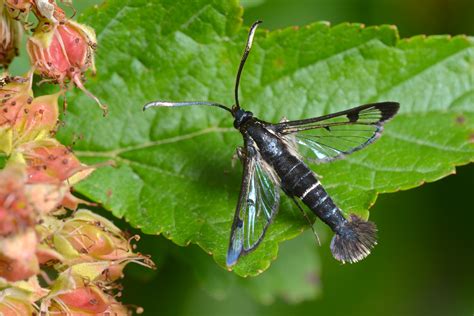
182, 230, 322, 304
240, 230, 322, 304
54, 0, 474, 276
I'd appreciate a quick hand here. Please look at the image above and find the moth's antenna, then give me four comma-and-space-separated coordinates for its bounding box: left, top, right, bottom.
234, 20, 262, 111
143, 100, 233, 114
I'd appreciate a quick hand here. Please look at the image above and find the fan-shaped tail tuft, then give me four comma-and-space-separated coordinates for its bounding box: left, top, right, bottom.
330, 214, 378, 264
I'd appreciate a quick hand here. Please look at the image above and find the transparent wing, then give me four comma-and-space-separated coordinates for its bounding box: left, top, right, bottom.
226, 140, 280, 267
275, 102, 399, 163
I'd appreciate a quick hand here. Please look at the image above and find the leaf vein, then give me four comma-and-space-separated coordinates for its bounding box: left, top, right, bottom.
75, 127, 234, 158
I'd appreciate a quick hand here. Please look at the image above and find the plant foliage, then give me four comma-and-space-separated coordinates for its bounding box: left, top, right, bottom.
55, 0, 474, 276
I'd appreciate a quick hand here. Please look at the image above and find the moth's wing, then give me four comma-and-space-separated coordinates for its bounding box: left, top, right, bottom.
226, 139, 280, 267
274, 102, 399, 163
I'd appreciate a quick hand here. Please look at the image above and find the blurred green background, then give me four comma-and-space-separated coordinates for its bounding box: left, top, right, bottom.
8, 0, 474, 315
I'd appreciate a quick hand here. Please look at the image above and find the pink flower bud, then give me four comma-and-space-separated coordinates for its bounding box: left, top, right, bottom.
0, 74, 34, 154
0, 163, 34, 236
0, 3, 22, 68
0, 74, 33, 124
0, 277, 48, 316
0, 229, 39, 281
16, 139, 96, 212
0, 277, 46, 315
14, 92, 59, 137
0, 157, 86, 238
36, 243, 63, 264
22, 139, 89, 184
10, 138, 99, 213
0, 297, 35, 316
0, 292, 36, 316
54, 209, 134, 261
52, 210, 155, 272
5, 92, 60, 152
4, 0, 32, 17
40, 272, 129, 315
56, 286, 110, 314
24, 182, 69, 215
27, 20, 107, 114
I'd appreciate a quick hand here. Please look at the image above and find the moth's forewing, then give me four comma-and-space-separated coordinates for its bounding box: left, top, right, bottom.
274, 102, 399, 163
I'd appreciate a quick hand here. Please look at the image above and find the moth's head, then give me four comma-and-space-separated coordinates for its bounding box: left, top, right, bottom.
233, 107, 253, 129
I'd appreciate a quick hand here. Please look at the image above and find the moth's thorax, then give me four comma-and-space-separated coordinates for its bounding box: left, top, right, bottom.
246, 122, 287, 161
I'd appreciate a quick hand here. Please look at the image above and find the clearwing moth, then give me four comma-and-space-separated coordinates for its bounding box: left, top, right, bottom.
144, 21, 399, 267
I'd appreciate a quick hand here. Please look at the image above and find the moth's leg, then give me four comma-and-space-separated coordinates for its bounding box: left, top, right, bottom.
281, 184, 292, 197
231, 146, 246, 168
290, 196, 321, 246
312, 170, 323, 180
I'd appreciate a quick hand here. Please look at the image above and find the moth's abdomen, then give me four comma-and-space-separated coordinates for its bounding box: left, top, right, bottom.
300, 176, 378, 264
300, 180, 346, 231
273, 153, 346, 231
274, 153, 378, 264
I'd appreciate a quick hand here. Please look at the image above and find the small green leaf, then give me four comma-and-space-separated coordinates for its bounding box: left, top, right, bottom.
55, 0, 473, 276
183, 230, 322, 304
240, 231, 322, 304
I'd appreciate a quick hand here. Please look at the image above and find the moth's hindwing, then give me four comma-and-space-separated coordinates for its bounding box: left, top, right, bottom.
226, 137, 280, 267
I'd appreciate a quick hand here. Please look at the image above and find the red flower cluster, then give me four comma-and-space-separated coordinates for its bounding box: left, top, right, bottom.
0, 1, 154, 314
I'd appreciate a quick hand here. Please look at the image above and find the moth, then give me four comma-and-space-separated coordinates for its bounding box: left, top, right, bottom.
144, 21, 399, 267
